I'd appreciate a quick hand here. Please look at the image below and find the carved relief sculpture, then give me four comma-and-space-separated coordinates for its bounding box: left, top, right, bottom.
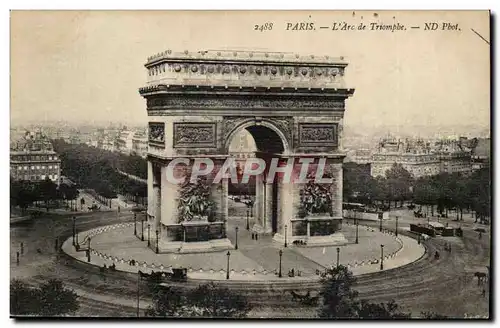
148, 122, 165, 146
177, 177, 216, 223
298, 123, 338, 147
298, 177, 333, 218
173, 123, 217, 148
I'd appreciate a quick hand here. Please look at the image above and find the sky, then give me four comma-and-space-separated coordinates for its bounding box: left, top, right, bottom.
10, 11, 490, 131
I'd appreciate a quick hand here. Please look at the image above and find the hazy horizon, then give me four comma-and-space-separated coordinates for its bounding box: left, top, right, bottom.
10, 11, 490, 130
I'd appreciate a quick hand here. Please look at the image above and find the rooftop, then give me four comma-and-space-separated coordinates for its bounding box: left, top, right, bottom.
146, 50, 347, 66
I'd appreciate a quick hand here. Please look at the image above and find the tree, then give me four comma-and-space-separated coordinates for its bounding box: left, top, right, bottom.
145, 282, 251, 318
10, 279, 39, 315
318, 265, 360, 318
317, 265, 412, 319
35, 178, 59, 212
188, 282, 251, 318
10, 279, 79, 316
385, 163, 413, 208
10, 180, 37, 214
357, 299, 410, 319
37, 279, 79, 316
145, 286, 188, 317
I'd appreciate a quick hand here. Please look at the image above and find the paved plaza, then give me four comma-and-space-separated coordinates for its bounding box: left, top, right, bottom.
63, 216, 425, 281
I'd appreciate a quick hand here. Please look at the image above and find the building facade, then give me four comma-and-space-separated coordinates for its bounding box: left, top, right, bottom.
10, 131, 61, 184
433, 139, 472, 174
370, 137, 441, 178
132, 130, 148, 158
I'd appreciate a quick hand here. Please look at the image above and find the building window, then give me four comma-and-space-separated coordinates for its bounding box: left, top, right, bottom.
54, 174, 58, 180
48, 165, 52, 169
18, 166, 22, 170
31, 166, 34, 170
48, 174, 52, 179
36, 165, 40, 169
41, 165, 45, 169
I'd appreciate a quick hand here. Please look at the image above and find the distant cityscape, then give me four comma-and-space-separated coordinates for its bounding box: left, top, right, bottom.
10, 120, 490, 186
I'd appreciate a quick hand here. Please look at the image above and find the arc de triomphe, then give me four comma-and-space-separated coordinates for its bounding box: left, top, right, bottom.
139, 50, 355, 253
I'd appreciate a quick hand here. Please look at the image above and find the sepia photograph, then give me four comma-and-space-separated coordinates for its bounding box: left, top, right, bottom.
9, 10, 491, 319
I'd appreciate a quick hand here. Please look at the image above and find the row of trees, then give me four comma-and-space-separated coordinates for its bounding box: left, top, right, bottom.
52, 139, 147, 201
144, 265, 448, 318
412, 167, 490, 221
10, 178, 79, 214
11, 279, 79, 316
343, 162, 491, 220
11, 266, 449, 318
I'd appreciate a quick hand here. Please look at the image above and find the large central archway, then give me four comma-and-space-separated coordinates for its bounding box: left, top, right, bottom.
140, 50, 355, 253
228, 120, 287, 235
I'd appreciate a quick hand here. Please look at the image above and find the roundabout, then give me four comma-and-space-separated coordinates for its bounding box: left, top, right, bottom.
10, 210, 490, 317
62, 216, 425, 281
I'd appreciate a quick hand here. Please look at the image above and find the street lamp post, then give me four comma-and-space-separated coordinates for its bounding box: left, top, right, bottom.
134, 213, 137, 236
380, 244, 384, 270
246, 208, 250, 230
155, 229, 159, 254
284, 224, 288, 248
235, 227, 239, 250
278, 250, 283, 278
355, 219, 359, 244
141, 218, 145, 241
226, 251, 231, 280
87, 238, 92, 262
379, 215, 383, 232
336, 247, 340, 267
72, 216, 76, 246
147, 224, 151, 247
136, 270, 140, 317
395, 216, 399, 237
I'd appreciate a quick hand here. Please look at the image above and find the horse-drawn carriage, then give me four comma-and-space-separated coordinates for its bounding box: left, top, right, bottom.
290, 290, 319, 306
88, 204, 100, 212
138, 268, 188, 283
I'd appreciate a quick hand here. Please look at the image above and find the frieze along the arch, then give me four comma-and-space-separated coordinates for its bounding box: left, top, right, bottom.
146, 95, 345, 111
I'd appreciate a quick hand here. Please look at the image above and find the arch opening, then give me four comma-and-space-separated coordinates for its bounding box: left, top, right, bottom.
227, 122, 287, 234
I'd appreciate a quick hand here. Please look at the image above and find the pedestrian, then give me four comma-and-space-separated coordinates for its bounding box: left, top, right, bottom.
20, 242, 24, 255
16, 251, 20, 266
479, 232, 482, 240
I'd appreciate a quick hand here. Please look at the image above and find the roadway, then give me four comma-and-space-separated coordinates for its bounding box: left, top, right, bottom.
10, 208, 490, 318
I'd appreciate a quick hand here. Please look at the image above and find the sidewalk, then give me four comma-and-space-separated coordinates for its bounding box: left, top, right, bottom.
63, 220, 425, 281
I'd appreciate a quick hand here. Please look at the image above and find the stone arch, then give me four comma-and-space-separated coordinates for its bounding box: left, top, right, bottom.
224, 118, 291, 155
